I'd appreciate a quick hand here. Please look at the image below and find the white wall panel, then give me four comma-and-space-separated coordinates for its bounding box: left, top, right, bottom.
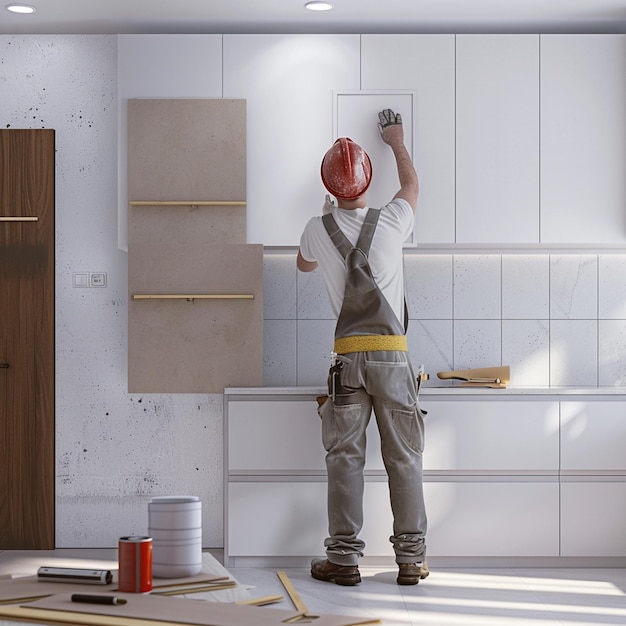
361, 35, 455, 244
223, 35, 360, 246
456, 35, 540, 243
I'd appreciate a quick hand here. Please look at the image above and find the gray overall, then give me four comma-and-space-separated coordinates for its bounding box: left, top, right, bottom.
319, 208, 427, 566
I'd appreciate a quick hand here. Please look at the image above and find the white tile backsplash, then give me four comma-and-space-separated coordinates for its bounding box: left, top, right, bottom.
296, 319, 336, 386
550, 320, 598, 387
407, 319, 453, 382
502, 319, 550, 386
263, 254, 297, 320
453, 319, 502, 370
502, 255, 550, 319
296, 266, 334, 320
404, 254, 453, 319
263, 319, 297, 386
269, 251, 626, 389
599, 319, 626, 386
453, 255, 502, 319
550, 254, 598, 319
599, 254, 626, 319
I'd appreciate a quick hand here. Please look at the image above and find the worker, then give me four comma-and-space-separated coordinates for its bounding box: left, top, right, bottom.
297, 109, 428, 586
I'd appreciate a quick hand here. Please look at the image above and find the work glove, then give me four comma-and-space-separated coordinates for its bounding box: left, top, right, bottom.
322, 193, 336, 215
378, 109, 402, 134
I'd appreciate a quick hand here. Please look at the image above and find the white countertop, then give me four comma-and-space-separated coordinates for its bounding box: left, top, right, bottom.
225, 386, 626, 397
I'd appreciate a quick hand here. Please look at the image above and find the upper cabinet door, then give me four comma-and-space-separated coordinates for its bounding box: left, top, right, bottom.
223, 35, 360, 246
541, 35, 626, 244
361, 35, 456, 245
456, 35, 540, 244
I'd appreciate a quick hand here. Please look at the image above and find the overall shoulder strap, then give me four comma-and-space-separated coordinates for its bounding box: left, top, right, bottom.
355, 208, 381, 257
322, 212, 353, 259
322, 209, 381, 260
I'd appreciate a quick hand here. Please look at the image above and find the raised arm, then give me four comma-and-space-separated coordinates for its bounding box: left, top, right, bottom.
378, 109, 419, 212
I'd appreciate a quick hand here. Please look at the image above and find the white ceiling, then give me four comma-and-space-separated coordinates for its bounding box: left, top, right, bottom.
1, 0, 626, 35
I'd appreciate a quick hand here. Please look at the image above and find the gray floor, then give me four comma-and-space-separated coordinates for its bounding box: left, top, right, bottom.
229, 563, 626, 626
2, 549, 626, 625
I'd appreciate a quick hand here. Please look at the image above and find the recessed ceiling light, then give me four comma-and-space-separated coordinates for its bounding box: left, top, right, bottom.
305, 1, 333, 11
6, 3, 36, 14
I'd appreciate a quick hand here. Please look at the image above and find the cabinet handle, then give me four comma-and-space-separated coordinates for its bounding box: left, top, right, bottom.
0, 216, 38, 222
129, 201, 246, 207
0, 363, 9, 368
132, 294, 254, 301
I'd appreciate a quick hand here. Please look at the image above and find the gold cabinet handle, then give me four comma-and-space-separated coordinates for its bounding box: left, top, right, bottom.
129, 201, 246, 207
0, 216, 39, 222
132, 294, 254, 300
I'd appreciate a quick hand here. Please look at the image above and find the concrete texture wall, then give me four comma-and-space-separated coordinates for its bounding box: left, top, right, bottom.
0, 35, 225, 548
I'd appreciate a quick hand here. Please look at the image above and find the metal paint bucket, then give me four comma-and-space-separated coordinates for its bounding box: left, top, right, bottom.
148, 495, 202, 578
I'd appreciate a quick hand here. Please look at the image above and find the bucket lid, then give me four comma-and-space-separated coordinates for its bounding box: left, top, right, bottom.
150, 496, 200, 504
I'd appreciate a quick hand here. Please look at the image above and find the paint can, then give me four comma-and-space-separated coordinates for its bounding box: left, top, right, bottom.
117, 535, 152, 593
148, 496, 202, 578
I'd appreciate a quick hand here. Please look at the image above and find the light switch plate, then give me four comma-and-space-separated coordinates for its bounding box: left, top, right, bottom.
72, 272, 89, 288
90, 272, 107, 288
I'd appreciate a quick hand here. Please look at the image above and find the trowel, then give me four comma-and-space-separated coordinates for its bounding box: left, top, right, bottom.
437, 365, 510, 388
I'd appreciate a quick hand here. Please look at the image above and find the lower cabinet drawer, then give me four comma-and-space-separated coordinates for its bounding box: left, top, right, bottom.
228, 482, 328, 557
227, 480, 560, 558
561, 482, 626, 557
425, 481, 560, 557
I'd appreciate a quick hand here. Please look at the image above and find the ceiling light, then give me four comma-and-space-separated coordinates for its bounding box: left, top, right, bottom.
305, 1, 333, 11
6, 4, 36, 13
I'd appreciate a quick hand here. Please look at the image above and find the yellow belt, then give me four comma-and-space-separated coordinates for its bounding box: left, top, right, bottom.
333, 335, 408, 354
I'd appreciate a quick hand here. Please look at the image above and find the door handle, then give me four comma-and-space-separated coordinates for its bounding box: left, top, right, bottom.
0, 363, 9, 368
0, 216, 38, 222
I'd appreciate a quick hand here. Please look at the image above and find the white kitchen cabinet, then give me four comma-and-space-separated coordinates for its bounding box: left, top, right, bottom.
560, 400, 626, 557
224, 390, 563, 566
541, 35, 626, 244
561, 401, 626, 472
222, 35, 360, 246
561, 482, 626, 557
227, 482, 328, 557
456, 35, 540, 244
424, 400, 559, 472
425, 481, 559, 557
227, 478, 560, 561
361, 35, 456, 244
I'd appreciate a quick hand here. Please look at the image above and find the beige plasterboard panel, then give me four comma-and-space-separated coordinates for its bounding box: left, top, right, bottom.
3, 591, 380, 626
129, 204, 246, 246
128, 98, 246, 203
128, 244, 263, 394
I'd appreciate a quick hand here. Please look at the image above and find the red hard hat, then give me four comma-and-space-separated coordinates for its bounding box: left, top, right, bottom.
320, 138, 372, 200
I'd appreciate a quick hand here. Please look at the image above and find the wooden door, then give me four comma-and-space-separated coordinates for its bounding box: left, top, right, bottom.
0, 129, 55, 549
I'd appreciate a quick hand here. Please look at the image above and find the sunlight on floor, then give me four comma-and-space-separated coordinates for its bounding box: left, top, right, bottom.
416, 570, 626, 596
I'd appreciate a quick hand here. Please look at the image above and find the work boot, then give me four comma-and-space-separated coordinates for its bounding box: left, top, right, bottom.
311, 558, 361, 586
397, 561, 430, 585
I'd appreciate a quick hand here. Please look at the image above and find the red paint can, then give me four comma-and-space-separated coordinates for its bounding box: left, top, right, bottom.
118, 535, 153, 593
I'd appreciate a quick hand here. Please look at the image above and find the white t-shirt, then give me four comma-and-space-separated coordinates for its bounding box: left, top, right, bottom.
299, 198, 414, 322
